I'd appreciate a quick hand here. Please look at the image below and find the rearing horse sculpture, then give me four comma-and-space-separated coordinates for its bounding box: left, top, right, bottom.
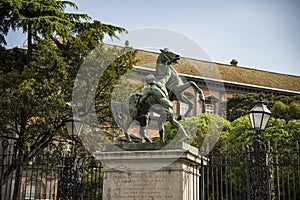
112, 74, 190, 143
156, 48, 205, 119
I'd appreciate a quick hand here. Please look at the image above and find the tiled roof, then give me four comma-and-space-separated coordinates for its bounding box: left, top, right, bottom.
136, 50, 300, 92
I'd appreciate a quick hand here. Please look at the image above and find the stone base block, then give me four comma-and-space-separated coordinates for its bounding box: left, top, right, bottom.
94, 142, 207, 200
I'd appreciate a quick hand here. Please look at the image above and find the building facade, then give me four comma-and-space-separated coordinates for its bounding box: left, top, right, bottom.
133, 49, 300, 117
121, 49, 300, 139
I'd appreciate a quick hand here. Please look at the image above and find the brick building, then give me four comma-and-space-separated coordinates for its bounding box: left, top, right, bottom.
121, 49, 300, 139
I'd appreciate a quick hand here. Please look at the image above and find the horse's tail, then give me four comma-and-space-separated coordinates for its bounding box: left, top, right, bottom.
128, 93, 140, 118
111, 93, 139, 130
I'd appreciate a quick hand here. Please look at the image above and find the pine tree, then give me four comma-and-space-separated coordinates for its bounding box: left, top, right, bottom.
0, 1, 136, 197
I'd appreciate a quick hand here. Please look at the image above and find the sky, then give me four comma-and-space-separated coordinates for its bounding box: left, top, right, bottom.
6, 0, 300, 76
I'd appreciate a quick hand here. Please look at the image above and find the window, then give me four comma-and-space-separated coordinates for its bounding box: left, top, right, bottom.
205, 103, 214, 114
179, 92, 194, 117
179, 102, 189, 116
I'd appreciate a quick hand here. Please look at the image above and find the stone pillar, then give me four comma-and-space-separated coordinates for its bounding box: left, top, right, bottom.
94, 142, 207, 200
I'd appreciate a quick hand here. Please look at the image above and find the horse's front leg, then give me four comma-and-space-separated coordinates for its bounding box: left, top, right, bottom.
172, 81, 204, 102
177, 95, 194, 119
189, 81, 205, 101
171, 82, 194, 119
169, 113, 190, 142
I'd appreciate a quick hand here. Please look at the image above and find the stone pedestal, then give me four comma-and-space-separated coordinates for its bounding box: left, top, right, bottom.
94, 142, 207, 200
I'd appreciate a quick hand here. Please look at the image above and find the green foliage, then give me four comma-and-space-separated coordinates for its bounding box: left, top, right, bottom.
271, 101, 300, 121
227, 93, 300, 122
164, 114, 231, 150
0, 42, 137, 157
286, 119, 300, 142
226, 115, 299, 151
0, 46, 27, 73
0, 0, 136, 163
225, 115, 254, 150
271, 101, 289, 120
71, 44, 138, 152
1, 39, 72, 157
0, 2, 137, 197
0, 0, 125, 63
227, 93, 271, 121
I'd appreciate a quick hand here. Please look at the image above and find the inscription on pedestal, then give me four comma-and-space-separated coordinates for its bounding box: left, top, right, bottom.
95, 143, 205, 200
104, 172, 179, 200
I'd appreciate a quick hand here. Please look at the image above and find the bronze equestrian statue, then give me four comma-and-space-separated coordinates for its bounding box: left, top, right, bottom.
120, 74, 190, 143
113, 48, 204, 143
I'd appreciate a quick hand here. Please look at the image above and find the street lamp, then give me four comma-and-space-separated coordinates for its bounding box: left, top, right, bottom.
65, 116, 83, 138
248, 98, 271, 132
247, 98, 273, 200
58, 116, 84, 200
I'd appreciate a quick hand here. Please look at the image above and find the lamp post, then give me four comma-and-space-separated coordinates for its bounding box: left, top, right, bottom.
247, 98, 273, 200
58, 116, 84, 200
65, 117, 83, 139
248, 98, 271, 135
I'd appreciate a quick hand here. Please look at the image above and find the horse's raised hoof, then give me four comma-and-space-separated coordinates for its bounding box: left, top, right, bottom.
199, 94, 205, 101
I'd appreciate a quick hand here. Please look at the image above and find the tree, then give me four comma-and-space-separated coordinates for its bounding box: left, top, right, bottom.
164, 114, 231, 152
227, 93, 270, 121
72, 44, 138, 152
271, 101, 290, 121
0, 0, 125, 62
271, 101, 300, 121
286, 119, 300, 142
227, 93, 300, 121
0, 1, 137, 198
225, 115, 299, 151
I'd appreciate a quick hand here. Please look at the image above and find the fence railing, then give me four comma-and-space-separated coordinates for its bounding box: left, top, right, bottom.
199, 141, 300, 200
1, 141, 299, 200
0, 150, 103, 200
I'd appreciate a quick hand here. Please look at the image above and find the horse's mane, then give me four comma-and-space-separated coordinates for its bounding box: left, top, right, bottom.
156, 53, 165, 65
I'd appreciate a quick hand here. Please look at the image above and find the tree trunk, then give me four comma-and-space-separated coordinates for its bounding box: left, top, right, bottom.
12, 118, 26, 200
12, 144, 23, 200
26, 22, 33, 64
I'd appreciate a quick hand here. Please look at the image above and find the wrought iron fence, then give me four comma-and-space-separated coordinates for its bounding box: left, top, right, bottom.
200, 141, 300, 200
200, 148, 248, 200
0, 142, 103, 200
1, 139, 299, 200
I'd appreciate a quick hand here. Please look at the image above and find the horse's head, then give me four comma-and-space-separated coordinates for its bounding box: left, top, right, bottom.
158, 48, 180, 65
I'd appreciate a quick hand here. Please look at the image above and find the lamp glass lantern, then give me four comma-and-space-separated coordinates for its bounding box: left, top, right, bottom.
65, 117, 83, 138
248, 100, 271, 131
